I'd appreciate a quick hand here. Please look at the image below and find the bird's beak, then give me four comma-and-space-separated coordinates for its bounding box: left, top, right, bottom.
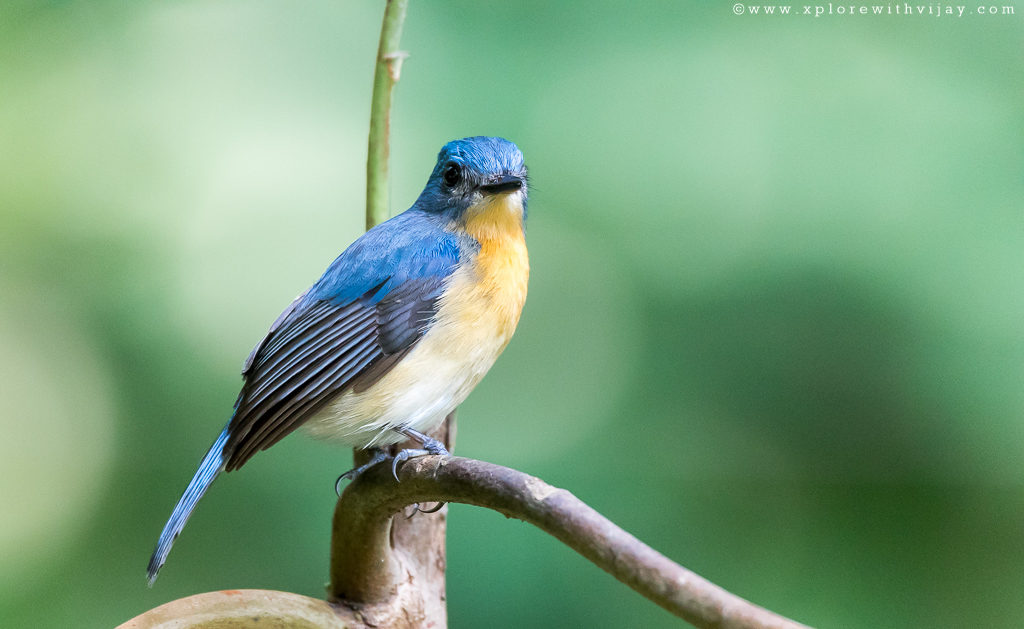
479, 174, 524, 194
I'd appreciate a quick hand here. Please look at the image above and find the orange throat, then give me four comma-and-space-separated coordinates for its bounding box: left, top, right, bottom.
458, 192, 530, 339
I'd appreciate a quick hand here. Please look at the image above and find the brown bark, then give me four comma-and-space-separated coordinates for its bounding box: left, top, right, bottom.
123, 423, 811, 629
326, 453, 810, 629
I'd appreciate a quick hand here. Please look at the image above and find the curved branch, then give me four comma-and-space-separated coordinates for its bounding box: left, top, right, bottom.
329, 455, 810, 629
117, 589, 354, 629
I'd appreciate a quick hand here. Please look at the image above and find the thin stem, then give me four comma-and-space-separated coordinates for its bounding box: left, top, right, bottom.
366, 0, 409, 230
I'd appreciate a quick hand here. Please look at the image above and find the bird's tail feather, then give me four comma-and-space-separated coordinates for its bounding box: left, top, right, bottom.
146, 424, 230, 586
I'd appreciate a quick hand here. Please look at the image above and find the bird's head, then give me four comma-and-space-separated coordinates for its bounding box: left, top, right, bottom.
415, 137, 528, 236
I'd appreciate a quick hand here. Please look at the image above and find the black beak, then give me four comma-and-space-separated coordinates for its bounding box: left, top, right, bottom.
480, 174, 523, 194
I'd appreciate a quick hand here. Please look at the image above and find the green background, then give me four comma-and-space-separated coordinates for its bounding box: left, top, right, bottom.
2, 1, 1022, 627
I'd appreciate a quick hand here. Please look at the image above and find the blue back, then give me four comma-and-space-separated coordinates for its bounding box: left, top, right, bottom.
307, 210, 465, 307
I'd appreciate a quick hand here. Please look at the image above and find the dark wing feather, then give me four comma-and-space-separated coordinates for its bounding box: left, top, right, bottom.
223, 274, 449, 471
375, 275, 445, 353
350, 275, 443, 393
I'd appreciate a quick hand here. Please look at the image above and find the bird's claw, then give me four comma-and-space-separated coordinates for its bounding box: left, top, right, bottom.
417, 501, 447, 514
389, 432, 450, 481
335, 449, 389, 495
405, 501, 447, 518
390, 448, 430, 481
335, 430, 451, 494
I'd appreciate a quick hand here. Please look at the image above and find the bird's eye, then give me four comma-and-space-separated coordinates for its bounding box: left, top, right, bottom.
442, 163, 462, 188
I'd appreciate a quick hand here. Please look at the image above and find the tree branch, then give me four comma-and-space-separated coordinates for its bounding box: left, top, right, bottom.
328, 455, 811, 629
328, 417, 454, 625
123, 449, 810, 629
117, 589, 353, 629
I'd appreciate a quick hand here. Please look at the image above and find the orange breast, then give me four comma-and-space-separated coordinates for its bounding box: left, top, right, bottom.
458, 192, 529, 341
303, 192, 529, 448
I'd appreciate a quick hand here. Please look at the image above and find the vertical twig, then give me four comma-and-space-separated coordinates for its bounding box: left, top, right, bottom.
366, 0, 409, 230
330, 1, 449, 621
343, 0, 410, 594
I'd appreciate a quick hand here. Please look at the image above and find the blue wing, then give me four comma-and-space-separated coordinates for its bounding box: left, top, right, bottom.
147, 211, 462, 585
223, 210, 464, 470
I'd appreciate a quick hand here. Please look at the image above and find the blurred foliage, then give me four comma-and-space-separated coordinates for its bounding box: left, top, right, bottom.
1, 1, 1022, 628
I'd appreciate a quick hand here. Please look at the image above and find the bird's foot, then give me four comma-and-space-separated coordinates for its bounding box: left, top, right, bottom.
402, 501, 446, 518
393, 426, 450, 456
389, 438, 450, 481
333, 428, 450, 499
335, 449, 389, 495
415, 501, 446, 515
391, 427, 450, 514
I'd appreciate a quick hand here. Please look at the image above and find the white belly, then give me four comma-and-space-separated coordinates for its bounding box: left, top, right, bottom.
304, 192, 529, 448
302, 322, 503, 447
302, 260, 526, 448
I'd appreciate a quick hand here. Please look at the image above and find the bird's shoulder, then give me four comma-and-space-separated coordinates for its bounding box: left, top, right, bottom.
308, 210, 471, 306
240, 209, 471, 376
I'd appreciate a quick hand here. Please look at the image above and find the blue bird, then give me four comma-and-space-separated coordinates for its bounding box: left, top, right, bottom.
147, 136, 529, 585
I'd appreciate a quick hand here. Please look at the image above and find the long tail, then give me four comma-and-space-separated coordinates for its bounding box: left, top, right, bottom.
146, 424, 230, 586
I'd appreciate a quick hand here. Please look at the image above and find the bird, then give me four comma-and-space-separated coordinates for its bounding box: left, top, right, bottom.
147, 136, 529, 585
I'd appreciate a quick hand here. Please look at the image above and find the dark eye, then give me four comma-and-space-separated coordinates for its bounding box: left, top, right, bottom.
442, 162, 462, 187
